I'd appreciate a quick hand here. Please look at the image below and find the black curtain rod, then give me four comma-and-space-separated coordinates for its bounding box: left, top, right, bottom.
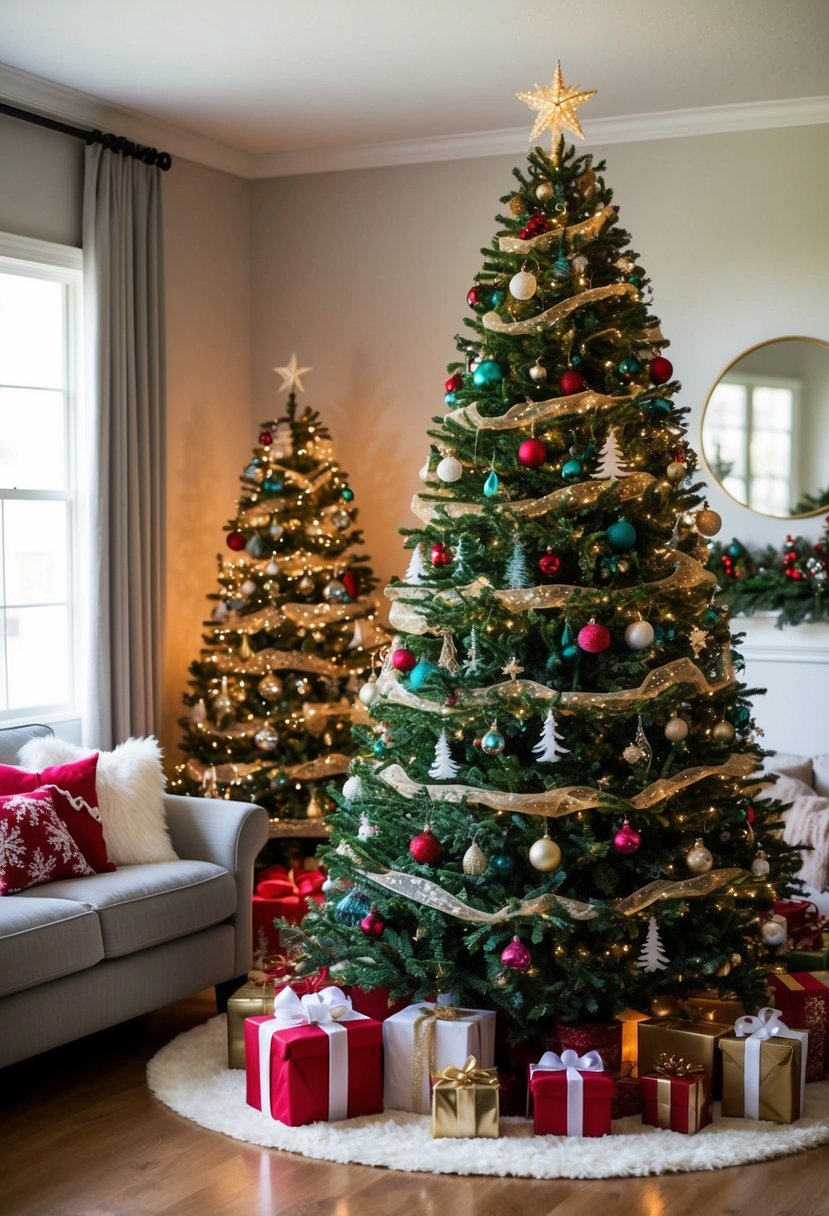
0, 100, 172, 170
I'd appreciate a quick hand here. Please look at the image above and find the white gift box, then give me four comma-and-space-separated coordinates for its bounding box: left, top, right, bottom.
382, 1002, 497, 1113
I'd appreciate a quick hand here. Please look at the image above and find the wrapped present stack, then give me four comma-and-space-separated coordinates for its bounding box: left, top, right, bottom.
766, 970, 828, 1082
775, 898, 829, 972
383, 1001, 497, 1114
252, 864, 325, 962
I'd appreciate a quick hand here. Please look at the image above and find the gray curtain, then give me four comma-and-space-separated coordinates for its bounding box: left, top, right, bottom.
82, 145, 166, 748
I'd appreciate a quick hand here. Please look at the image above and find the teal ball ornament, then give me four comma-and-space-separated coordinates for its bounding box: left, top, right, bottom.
341, 487, 355, 501
333, 889, 373, 926
409, 660, 439, 691
472, 360, 503, 388
643, 397, 671, 418
618, 356, 641, 379
727, 541, 743, 559
263, 475, 284, 493
373, 739, 386, 756
490, 852, 514, 876
481, 729, 505, 756
444, 392, 457, 406
561, 643, 578, 660
606, 519, 637, 552
490, 290, 504, 307
562, 457, 583, 481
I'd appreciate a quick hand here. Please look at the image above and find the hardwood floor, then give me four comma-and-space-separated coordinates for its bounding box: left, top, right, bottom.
1, 991, 828, 1216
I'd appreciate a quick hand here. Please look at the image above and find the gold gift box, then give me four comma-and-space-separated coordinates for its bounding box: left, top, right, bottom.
226, 980, 275, 1069
431, 1057, 500, 1139
719, 1035, 803, 1123
615, 1007, 648, 1076
638, 1017, 731, 1095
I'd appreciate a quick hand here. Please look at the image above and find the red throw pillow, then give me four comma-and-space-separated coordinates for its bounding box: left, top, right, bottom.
0, 753, 113, 873
0, 788, 96, 894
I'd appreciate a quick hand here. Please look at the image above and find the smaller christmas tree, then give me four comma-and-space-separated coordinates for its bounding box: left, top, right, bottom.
174, 356, 387, 823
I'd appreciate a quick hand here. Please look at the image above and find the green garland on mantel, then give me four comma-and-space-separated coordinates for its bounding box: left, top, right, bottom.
708, 516, 829, 629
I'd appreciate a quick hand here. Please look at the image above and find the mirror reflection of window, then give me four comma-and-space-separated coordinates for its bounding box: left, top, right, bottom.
701, 338, 829, 519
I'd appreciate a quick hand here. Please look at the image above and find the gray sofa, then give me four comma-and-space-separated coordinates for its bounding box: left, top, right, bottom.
0, 724, 269, 1067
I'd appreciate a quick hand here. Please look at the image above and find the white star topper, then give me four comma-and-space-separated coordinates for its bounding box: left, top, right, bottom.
273, 353, 312, 395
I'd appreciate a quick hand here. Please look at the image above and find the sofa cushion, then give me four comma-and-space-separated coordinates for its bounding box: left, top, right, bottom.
17, 860, 237, 958
0, 896, 104, 997
768, 753, 814, 787
0, 754, 113, 873
0, 788, 96, 894
812, 755, 829, 799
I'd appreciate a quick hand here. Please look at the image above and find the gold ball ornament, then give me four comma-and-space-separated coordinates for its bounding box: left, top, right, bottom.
529, 835, 562, 872
494, 972, 509, 988
685, 838, 714, 874
664, 714, 689, 743
730, 952, 743, 968
666, 461, 687, 484
695, 507, 723, 537
535, 181, 555, 203
462, 840, 488, 876
509, 194, 526, 216
712, 721, 736, 744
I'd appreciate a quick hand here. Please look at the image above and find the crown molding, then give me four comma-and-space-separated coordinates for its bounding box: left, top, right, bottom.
2, 62, 828, 181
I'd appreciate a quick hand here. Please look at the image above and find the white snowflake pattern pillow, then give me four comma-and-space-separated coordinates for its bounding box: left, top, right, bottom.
0, 788, 94, 895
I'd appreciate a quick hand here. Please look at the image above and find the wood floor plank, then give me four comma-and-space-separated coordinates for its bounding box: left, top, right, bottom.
1, 991, 828, 1216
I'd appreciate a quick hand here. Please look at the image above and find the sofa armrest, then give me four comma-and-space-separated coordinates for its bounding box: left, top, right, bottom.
163, 793, 269, 976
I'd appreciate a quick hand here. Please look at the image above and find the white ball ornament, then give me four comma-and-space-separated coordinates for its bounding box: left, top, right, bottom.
529, 835, 562, 871
751, 852, 770, 877
685, 838, 714, 874
624, 620, 655, 650
342, 774, 363, 803
760, 919, 787, 948
664, 715, 689, 743
509, 269, 538, 300
241, 579, 257, 597
436, 455, 463, 483
358, 679, 379, 707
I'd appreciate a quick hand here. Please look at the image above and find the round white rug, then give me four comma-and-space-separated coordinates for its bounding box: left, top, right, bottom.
146, 1015, 829, 1179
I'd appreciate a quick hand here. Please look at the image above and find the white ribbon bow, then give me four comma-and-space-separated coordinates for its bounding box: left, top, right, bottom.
258, 985, 361, 1121
734, 1005, 807, 1119
529, 1049, 605, 1135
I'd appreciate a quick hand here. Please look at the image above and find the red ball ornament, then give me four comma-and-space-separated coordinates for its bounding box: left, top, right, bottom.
226, 530, 247, 551
359, 910, 385, 937
746, 805, 756, 825
559, 369, 586, 395
467, 288, 479, 309
577, 621, 611, 653
539, 548, 562, 577
613, 820, 642, 855
431, 542, 452, 566
520, 212, 550, 239
259, 430, 273, 445
518, 437, 548, 468
341, 570, 358, 598
445, 372, 463, 394
409, 829, 443, 865
391, 647, 417, 672
649, 356, 674, 384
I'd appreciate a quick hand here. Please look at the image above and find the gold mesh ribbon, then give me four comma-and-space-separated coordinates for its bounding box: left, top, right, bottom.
184, 751, 352, 787
212, 648, 344, 678
446, 388, 632, 432
377, 753, 757, 819
410, 471, 655, 526
482, 283, 639, 337
232, 596, 379, 633
497, 205, 616, 254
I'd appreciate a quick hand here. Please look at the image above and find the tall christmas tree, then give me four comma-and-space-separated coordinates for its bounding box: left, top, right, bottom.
297, 66, 800, 1034
174, 356, 386, 825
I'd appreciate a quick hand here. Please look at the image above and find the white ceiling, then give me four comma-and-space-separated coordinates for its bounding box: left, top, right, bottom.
1, 0, 827, 176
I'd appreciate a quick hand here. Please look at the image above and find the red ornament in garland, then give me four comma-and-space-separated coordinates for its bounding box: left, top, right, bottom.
518, 437, 548, 468
391, 647, 417, 672
259, 430, 273, 445
445, 372, 463, 394
577, 621, 611, 653
409, 828, 443, 865
559, 369, 586, 395
359, 909, 385, 937
519, 213, 550, 240
539, 548, 562, 577
226, 530, 247, 551
649, 356, 674, 384
431, 542, 452, 566
342, 570, 358, 598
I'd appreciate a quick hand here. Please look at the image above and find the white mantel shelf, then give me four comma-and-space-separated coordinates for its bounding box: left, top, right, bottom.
733, 614, 829, 664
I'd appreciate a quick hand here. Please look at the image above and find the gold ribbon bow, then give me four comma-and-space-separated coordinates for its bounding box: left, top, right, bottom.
432, 1056, 500, 1089
652, 1052, 704, 1078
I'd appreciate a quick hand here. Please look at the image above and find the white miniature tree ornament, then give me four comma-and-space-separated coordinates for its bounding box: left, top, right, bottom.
505, 539, 532, 589
637, 916, 670, 972
532, 708, 568, 763
428, 728, 460, 780
593, 427, 630, 480
405, 545, 426, 585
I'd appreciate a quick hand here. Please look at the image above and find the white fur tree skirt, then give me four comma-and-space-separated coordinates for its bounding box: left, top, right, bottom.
146, 1015, 829, 1179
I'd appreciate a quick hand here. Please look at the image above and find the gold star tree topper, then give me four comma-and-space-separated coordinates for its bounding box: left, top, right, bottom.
517, 60, 597, 153
273, 352, 312, 395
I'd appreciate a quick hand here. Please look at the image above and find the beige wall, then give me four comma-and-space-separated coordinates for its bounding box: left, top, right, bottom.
250, 124, 829, 597
0, 113, 82, 244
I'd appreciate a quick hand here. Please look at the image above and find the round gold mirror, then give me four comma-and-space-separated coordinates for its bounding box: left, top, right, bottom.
701, 336, 829, 519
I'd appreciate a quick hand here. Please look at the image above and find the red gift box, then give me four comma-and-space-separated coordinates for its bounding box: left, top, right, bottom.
773, 899, 822, 950
529, 1050, 616, 1137
641, 1067, 712, 1134
348, 985, 411, 1022
767, 971, 828, 1082
244, 987, 382, 1126
555, 1020, 622, 1075
252, 866, 325, 962
611, 1073, 643, 1119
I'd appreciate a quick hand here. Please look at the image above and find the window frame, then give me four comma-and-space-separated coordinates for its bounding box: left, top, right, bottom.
0, 232, 84, 738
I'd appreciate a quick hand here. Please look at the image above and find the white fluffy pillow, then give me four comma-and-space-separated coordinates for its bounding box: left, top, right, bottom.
17, 736, 178, 866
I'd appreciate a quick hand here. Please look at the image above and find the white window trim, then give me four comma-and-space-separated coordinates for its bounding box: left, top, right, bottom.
0, 232, 84, 743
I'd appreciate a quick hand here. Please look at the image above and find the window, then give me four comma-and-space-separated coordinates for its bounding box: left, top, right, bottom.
0, 234, 83, 729
702, 373, 799, 515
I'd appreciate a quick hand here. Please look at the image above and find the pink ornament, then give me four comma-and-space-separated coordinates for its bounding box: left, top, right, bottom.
392, 648, 417, 672
518, 437, 548, 468
577, 621, 611, 653
613, 820, 642, 855
500, 936, 532, 970
359, 910, 385, 937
